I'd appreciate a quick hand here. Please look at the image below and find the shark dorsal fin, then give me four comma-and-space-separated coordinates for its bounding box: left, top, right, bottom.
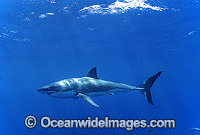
86, 67, 99, 79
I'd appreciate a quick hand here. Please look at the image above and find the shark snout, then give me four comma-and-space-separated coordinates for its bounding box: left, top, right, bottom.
37, 87, 49, 93
37, 87, 56, 95
37, 88, 46, 93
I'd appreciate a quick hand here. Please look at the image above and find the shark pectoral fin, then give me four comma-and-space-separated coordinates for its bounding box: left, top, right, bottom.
77, 93, 99, 107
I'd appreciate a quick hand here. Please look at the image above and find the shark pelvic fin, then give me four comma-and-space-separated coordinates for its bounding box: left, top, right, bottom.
86, 67, 99, 79
77, 93, 99, 107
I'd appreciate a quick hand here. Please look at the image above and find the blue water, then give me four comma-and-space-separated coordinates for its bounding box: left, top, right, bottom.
1, 0, 200, 135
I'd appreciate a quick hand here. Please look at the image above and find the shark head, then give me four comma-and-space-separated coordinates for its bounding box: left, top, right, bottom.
37, 86, 57, 95
37, 83, 63, 95
37, 80, 77, 99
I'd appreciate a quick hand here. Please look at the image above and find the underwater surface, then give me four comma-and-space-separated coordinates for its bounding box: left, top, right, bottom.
0, 0, 200, 135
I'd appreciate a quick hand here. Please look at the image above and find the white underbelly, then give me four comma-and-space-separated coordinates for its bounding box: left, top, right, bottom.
86, 92, 107, 97
49, 91, 109, 98
108, 89, 130, 93
49, 91, 76, 98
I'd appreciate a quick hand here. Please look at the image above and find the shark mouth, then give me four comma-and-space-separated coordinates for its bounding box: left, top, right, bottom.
37, 88, 57, 95
47, 91, 56, 95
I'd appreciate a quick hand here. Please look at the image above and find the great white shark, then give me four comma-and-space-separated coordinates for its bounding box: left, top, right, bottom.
37, 67, 162, 107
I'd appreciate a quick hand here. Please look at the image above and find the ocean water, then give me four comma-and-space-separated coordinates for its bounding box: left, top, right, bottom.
0, 0, 200, 135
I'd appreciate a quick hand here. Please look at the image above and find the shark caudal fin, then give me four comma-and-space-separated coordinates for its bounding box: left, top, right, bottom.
139, 71, 162, 105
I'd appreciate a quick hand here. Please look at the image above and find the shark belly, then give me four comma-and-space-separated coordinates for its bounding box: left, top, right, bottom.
108, 89, 131, 93
49, 91, 77, 98
86, 92, 107, 97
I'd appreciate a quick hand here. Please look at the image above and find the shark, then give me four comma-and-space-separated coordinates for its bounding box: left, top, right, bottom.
37, 67, 162, 107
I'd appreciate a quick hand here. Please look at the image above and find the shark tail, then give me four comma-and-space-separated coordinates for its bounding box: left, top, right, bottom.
139, 71, 162, 105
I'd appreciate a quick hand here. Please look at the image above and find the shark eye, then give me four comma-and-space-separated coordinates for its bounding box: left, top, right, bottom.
44, 87, 49, 91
